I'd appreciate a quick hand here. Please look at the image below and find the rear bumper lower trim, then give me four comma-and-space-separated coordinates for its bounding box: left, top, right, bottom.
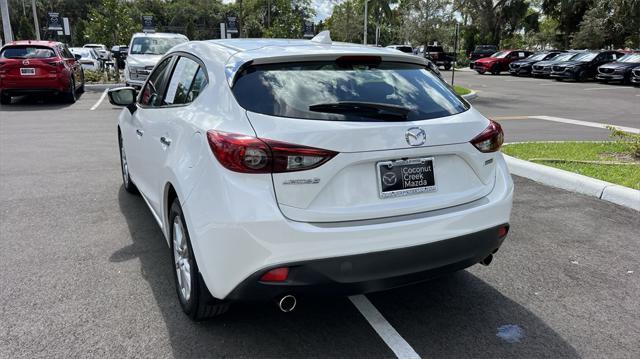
225, 224, 508, 301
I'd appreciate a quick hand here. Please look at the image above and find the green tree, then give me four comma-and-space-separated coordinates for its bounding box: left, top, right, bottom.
325, 0, 362, 43
83, 0, 138, 46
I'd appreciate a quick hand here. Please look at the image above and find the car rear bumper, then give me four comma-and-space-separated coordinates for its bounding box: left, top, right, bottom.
182, 154, 514, 300
226, 224, 508, 301
1, 77, 66, 94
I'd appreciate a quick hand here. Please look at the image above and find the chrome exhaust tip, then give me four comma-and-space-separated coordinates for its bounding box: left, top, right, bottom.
278, 295, 297, 313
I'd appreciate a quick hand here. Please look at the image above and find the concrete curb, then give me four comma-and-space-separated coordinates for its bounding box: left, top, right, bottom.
462, 90, 478, 101
503, 154, 640, 211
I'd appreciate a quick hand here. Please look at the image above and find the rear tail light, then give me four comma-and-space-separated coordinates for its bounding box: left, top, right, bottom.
207, 130, 338, 174
470, 120, 504, 153
260, 267, 289, 282
498, 225, 509, 238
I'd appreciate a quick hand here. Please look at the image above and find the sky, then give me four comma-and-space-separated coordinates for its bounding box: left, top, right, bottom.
221, 0, 341, 22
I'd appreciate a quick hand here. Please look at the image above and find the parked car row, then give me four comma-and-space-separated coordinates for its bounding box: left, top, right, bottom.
473, 49, 640, 85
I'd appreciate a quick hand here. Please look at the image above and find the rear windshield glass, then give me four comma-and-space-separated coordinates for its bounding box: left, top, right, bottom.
70, 48, 94, 59
1, 46, 56, 59
232, 61, 469, 122
395, 46, 413, 53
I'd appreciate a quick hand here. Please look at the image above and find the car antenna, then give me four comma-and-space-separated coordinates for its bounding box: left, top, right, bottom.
310, 31, 332, 45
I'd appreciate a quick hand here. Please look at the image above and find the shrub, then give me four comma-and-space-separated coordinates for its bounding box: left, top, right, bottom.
607, 126, 640, 159
84, 69, 104, 82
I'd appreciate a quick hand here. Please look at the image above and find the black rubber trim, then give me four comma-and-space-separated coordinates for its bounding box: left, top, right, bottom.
226, 224, 508, 301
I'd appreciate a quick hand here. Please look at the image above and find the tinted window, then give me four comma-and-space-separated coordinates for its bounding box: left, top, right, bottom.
492, 51, 509, 58
164, 57, 203, 105
232, 61, 469, 122
130, 37, 187, 55
139, 57, 173, 107
1, 46, 56, 59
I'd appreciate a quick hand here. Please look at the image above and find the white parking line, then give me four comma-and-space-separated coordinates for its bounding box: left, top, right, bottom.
529, 115, 640, 134
90, 89, 108, 111
583, 87, 635, 91
349, 295, 421, 359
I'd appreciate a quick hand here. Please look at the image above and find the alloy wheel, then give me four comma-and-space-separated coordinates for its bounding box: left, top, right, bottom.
173, 216, 192, 302
120, 140, 129, 187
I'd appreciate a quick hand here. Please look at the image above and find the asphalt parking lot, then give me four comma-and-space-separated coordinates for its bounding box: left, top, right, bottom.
1, 80, 639, 358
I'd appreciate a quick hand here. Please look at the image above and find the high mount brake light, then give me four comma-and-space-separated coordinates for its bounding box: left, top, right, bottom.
470, 120, 504, 153
207, 130, 338, 174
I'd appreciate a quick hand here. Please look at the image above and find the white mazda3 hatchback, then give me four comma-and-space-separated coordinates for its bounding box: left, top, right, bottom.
109, 32, 513, 320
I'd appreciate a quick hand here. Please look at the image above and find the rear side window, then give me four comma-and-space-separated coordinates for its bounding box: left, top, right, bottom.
1, 46, 56, 59
232, 61, 469, 122
164, 57, 206, 105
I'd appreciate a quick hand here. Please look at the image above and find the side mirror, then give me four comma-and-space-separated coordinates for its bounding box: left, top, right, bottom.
108, 87, 137, 113
74, 54, 82, 61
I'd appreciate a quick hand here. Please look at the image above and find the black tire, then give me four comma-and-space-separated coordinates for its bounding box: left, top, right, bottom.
169, 199, 229, 321
118, 131, 139, 194
78, 71, 85, 93
575, 70, 586, 82
63, 76, 77, 103
444, 64, 452, 71
0, 92, 10, 105
555, 78, 563, 81
476, 70, 485, 75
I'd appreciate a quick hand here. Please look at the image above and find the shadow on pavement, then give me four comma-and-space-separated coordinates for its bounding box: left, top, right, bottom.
113, 186, 392, 358
0, 93, 76, 111
113, 186, 579, 358
367, 271, 581, 358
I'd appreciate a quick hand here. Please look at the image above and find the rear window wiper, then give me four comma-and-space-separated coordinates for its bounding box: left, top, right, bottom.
309, 102, 410, 120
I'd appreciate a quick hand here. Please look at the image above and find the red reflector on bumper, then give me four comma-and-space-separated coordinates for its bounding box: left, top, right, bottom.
498, 226, 509, 238
260, 267, 289, 282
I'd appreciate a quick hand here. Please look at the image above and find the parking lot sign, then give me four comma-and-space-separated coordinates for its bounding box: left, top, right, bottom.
142, 15, 155, 32
47, 12, 63, 31
226, 16, 238, 34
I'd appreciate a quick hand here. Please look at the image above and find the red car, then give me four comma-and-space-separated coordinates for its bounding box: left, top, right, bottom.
0, 40, 85, 104
474, 50, 533, 75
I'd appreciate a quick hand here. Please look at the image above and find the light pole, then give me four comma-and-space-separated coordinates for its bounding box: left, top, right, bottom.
363, 0, 368, 45
1, 0, 12, 43
31, 0, 40, 40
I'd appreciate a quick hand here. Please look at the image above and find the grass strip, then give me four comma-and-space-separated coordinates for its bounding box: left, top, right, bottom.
502, 142, 640, 190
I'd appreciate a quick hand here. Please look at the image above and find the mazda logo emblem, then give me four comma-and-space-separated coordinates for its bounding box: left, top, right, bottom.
22, 59, 29, 65
382, 172, 397, 186
405, 127, 426, 146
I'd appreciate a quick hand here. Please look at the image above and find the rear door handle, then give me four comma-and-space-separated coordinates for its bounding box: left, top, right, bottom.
160, 136, 172, 146
136, 129, 144, 136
